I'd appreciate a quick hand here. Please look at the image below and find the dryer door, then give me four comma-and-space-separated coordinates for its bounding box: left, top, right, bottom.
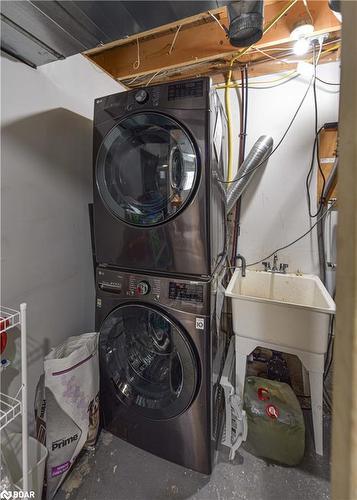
99, 304, 199, 420
96, 112, 198, 226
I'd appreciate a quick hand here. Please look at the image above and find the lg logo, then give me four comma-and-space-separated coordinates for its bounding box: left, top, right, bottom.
195, 318, 205, 330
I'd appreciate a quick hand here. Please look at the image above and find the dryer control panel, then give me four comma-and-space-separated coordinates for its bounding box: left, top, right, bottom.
96, 267, 210, 315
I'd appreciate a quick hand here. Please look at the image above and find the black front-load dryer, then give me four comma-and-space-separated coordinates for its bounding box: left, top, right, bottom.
93, 77, 227, 278
96, 266, 226, 474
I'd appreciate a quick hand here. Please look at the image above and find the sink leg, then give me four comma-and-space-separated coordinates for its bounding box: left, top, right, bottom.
309, 370, 324, 455
235, 346, 248, 399
302, 365, 310, 396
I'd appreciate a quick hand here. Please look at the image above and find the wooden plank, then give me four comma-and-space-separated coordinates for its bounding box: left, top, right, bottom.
86, 7, 232, 80
115, 42, 339, 88
83, 6, 226, 56
331, 1, 357, 499
317, 128, 338, 202
85, 0, 340, 84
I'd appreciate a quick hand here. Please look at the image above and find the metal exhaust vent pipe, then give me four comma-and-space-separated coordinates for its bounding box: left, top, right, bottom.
226, 135, 273, 213
227, 0, 264, 47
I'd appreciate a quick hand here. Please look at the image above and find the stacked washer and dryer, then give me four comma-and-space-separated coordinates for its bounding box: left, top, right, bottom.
93, 77, 228, 474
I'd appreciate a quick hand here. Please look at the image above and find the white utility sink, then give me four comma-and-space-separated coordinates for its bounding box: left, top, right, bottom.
225, 269, 336, 354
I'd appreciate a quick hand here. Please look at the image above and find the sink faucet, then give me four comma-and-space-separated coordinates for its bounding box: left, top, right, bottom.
262, 254, 288, 274
236, 254, 246, 277
272, 254, 279, 272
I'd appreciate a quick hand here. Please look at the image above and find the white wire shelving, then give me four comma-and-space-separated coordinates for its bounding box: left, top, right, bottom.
0, 393, 22, 430
0, 303, 28, 492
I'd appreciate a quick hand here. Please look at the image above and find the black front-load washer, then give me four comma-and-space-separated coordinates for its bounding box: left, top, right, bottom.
96, 265, 226, 474
93, 77, 227, 278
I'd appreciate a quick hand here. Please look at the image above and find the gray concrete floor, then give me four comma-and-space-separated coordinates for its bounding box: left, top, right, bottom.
56, 412, 330, 500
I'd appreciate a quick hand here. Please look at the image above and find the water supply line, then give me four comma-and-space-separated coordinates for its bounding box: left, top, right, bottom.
226, 135, 274, 213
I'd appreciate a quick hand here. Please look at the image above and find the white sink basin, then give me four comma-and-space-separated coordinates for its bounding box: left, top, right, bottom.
225, 270, 336, 354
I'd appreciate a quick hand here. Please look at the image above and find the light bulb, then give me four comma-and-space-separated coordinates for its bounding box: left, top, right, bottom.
290, 23, 314, 40
293, 38, 310, 56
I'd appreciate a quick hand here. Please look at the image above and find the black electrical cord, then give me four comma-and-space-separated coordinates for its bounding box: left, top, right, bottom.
324, 340, 334, 381
316, 76, 340, 86
244, 66, 248, 149
247, 201, 335, 267
324, 317, 335, 381
306, 126, 324, 217
306, 44, 326, 218
217, 76, 314, 185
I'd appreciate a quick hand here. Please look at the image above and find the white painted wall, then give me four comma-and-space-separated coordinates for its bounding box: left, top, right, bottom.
218, 61, 340, 274
0, 54, 121, 429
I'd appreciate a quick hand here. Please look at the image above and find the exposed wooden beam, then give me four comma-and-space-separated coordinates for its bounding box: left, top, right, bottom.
332, 2, 357, 499
84, 1, 340, 86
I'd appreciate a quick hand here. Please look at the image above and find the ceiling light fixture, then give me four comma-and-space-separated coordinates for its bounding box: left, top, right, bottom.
290, 20, 315, 56
293, 37, 311, 56
290, 22, 314, 40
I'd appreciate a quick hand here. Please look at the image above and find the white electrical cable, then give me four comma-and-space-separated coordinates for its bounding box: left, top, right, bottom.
207, 11, 227, 33
168, 25, 182, 55
133, 37, 141, 70
145, 69, 166, 86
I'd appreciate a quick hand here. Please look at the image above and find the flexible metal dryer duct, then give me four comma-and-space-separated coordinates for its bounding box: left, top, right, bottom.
226, 135, 274, 213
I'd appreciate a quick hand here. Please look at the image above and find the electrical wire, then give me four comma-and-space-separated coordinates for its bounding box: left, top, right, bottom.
243, 67, 248, 156
303, 0, 314, 26
246, 201, 336, 267
324, 316, 335, 380
217, 70, 297, 89
225, 71, 234, 182
306, 126, 324, 217
145, 69, 166, 86
133, 37, 140, 70
253, 46, 294, 65
231, 66, 248, 265
207, 10, 227, 33
125, 74, 140, 86
168, 25, 182, 55
306, 41, 326, 218
217, 75, 314, 185
223, 0, 299, 184
316, 76, 340, 86
242, 74, 299, 89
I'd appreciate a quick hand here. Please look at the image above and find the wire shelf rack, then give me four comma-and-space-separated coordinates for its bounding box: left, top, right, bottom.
0, 306, 21, 332
0, 392, 22, 430
0, 303, 28, 491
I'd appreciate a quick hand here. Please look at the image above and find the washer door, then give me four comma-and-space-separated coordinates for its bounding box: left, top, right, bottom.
100, 304, 199, 420
96, 113, 198, 226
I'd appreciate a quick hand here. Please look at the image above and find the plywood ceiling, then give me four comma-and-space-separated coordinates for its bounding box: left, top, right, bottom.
84, 0, 341, 88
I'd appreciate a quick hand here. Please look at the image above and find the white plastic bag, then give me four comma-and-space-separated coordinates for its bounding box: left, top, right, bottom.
35, 332, 99, 499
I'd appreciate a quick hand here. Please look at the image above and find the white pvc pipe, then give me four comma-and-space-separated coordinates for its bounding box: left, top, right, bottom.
20, 303, 28, 493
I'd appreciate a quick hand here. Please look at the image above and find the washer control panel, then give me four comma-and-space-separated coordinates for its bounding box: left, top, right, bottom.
136, 281, 150, 295
168, 282, 204, 303
96, 267, 209, 314
134, 89, 149, 104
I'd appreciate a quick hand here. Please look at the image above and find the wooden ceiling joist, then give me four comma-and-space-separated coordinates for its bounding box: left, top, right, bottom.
84, 1, 341, 87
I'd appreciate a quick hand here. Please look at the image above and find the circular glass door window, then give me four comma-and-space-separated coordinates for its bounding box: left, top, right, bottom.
99, 304, 199, 420
96, 113, 198, 226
